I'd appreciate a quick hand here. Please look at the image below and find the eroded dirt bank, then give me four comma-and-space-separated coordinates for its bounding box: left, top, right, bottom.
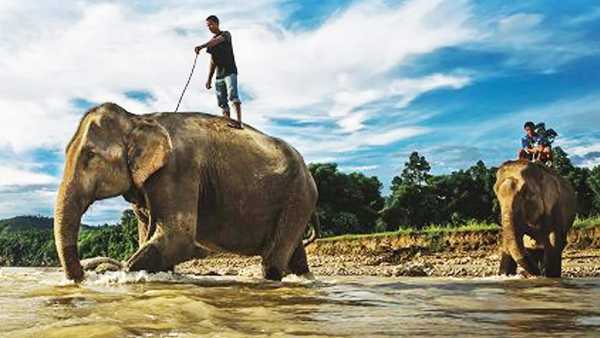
177, 227, 600, 278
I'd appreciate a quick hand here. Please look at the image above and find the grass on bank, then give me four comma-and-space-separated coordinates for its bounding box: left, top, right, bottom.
573, 216, 600, 229
320, 217, 600, 242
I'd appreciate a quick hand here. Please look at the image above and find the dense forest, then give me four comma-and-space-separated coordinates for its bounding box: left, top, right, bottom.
1, 147, 599, 266
313, 146, 600, 236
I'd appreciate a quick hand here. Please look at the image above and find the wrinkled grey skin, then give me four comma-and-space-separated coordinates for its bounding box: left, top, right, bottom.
494, 160, 576, 277
54, 103, 319, 282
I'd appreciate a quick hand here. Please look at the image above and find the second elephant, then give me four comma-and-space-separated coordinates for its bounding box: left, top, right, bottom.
494, 160, 576, 277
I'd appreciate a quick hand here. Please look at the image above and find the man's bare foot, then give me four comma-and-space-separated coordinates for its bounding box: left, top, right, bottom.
227, 120, 243, 129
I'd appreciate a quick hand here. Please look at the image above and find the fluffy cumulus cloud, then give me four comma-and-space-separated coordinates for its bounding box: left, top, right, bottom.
0, 0, 480, 222
1, 0, 598, 222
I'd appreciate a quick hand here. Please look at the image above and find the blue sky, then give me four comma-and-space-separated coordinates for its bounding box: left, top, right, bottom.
1, 0, 600, 224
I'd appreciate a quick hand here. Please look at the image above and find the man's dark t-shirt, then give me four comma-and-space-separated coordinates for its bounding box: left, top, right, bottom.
206, 31, 238, 79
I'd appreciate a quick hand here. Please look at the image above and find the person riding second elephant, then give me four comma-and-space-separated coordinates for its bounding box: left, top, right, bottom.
518, 121, 552, 164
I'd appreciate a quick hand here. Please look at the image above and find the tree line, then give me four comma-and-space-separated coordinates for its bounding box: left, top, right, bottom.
0, 211, 138, 266
310, 147, 600, 236
1, 146, 599, 266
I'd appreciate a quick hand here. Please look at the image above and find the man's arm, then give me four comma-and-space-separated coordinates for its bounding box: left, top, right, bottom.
521, 137, 531, 152
195, 32, 230, 53
206, 58, 216, 89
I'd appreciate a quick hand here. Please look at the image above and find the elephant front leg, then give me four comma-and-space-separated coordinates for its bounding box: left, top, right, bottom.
498, 251, 517, 275
125, 226, 198, 273
543, 231, 563, 278
125, 230, 181, 273
126, 241, 169, 273
126, 174, 203, 274
133, 206, 151, 247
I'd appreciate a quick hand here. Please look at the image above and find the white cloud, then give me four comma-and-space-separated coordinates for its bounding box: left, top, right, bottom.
497, 13, 543, 37
1, 1, 598, 222
567, 7, 600, 26
0, 166, 56, 187
0, 188, 54, 218
475, 11, 597, 72
560, 138, 600, 168
339, 165, 379, 172
0, 0, 483, 221
83, 197, 130, 224
0, 0, 476, 153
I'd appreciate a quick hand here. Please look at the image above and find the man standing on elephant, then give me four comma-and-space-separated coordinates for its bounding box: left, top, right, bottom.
195, 15, 242, 129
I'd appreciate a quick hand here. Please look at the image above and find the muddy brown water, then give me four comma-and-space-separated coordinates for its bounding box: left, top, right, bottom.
0, 267, 599, 337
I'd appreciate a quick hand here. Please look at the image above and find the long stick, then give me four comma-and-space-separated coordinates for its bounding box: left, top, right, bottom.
174, 52, 199, 113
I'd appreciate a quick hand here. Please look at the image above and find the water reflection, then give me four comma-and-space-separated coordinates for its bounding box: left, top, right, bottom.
0, 268, 599, 337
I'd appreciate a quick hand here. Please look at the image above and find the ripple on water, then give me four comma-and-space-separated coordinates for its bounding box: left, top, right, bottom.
1, 268, 600, 337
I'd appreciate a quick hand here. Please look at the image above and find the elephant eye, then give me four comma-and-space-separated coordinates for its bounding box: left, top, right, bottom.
80, 147, 97, 166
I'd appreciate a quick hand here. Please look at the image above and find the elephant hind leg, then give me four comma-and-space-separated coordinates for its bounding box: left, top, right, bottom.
499, 251, 517, 276
288, 244, 310, 276
543, 249, 562, 277
261, 241, 295, 281
261, 198, 312, 281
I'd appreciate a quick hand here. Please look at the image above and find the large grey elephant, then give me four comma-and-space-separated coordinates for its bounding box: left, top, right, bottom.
54, 102, 319, 281
493, 160, 576, 277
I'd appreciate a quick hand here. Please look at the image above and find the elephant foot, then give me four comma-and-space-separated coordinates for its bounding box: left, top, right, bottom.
263, 266, 283, 281
126, 243, 169, 273
288, 244, 310, 277
299, 272, 315, 280
516, 257, 541, 276
498, 252, 517, 276
81, 257, 124, 273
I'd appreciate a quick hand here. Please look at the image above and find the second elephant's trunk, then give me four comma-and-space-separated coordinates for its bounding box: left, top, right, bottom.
501, 202, 541, 276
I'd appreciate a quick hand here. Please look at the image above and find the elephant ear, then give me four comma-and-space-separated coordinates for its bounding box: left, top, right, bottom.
127, 119, 173, 188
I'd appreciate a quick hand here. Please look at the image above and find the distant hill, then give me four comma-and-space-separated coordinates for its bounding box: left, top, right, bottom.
0, 215, 91, 234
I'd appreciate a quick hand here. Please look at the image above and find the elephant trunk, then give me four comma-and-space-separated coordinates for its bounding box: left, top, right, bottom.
501, 199, 540, 276
53, 183, 87, 281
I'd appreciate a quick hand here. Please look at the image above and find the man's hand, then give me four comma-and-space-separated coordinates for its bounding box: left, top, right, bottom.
205, 79, 212, 90
194, 45, 203, 54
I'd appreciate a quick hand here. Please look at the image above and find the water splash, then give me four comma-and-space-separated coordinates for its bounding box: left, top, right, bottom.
80, 270, 325, 288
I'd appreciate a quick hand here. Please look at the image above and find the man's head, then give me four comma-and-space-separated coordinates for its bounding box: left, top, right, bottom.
524, 121, 535, 136
206, 15, 220, 34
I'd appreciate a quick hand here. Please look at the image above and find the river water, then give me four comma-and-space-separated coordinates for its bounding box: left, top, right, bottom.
0, 268, 599, 337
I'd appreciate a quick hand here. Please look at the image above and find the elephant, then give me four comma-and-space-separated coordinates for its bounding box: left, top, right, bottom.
493, 159, 576, 277
54, 102, 320, 282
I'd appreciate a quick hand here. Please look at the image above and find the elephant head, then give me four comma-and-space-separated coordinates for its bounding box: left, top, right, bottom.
494, 160, 545, 275
54, 103, 172, 281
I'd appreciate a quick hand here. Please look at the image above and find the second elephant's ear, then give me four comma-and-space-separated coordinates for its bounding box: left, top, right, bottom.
127, 119, 173, 188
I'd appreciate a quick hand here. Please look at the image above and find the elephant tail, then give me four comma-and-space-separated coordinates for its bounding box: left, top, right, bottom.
303, 212, 321, 246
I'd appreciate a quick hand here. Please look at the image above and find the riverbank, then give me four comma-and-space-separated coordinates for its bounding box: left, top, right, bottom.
177, 225, 600, 278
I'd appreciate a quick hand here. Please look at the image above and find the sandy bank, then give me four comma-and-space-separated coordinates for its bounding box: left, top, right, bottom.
177, 226, 600, 278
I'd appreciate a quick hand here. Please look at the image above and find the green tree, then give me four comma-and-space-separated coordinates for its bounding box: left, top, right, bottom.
391, 151, 432, 189
309, 163, 384, 235
587, 165, 600, 215
553, 147, 594, 216
381, 152, 439, 230
429, 161, 498, 224
79, 209, 139, 261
